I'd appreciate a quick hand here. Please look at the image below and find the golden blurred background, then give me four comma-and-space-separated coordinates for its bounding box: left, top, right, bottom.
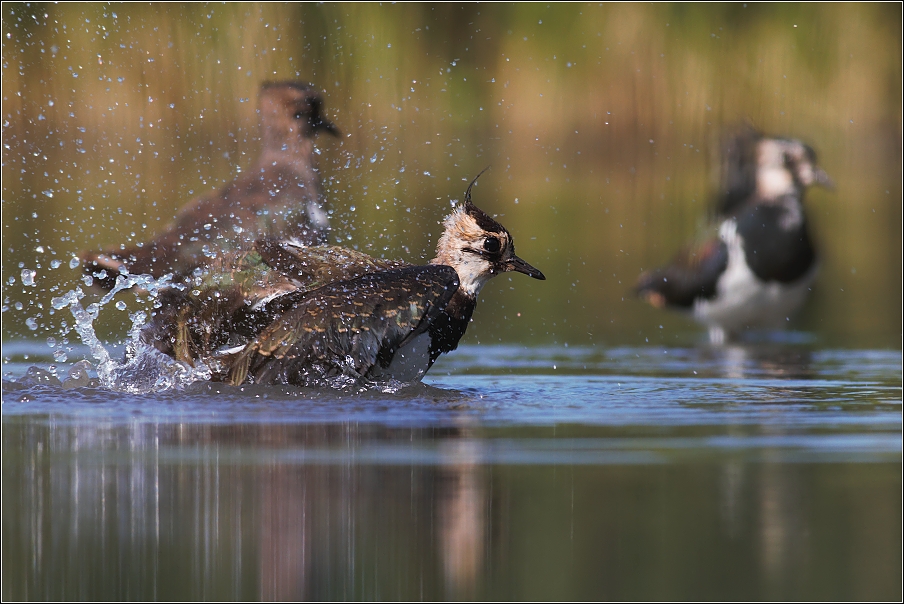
2, 3, 901, 347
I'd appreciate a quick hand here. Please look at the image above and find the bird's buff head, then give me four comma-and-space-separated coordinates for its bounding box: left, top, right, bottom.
432, 170, 545, 297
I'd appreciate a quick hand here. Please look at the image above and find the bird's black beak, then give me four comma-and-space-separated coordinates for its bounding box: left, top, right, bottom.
814, 167, 834, 190
317, 117, 341, 137
507, 255, 546, 280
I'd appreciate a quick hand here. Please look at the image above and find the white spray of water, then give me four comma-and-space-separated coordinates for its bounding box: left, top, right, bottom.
52, 273, 211, 393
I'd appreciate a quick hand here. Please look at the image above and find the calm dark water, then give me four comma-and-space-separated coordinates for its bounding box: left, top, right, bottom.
2, 342, 901, 600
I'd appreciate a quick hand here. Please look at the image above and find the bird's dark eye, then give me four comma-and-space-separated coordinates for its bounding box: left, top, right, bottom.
483, 237, 501, 253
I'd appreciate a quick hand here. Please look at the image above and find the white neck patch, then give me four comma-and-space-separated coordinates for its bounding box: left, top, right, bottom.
454, 254, 495, 297
756, 165, 795, 198
431, 206, 504, 298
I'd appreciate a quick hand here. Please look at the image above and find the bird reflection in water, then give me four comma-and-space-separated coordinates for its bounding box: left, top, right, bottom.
258, 457, 310, 600
698, 341, 815, 380
437, 428, 487, 597
146, 424, 490, 600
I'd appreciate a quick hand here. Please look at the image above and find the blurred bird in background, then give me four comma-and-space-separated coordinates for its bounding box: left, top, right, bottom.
81, 81, 339, 289
636, 126, 833, 344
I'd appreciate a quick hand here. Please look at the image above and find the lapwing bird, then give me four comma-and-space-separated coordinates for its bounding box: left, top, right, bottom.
140, 173, 545, 387
635, 133, 832, 344
81, 81, 340, 289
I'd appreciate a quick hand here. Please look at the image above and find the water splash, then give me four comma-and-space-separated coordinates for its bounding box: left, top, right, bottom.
51, 273, 210, 393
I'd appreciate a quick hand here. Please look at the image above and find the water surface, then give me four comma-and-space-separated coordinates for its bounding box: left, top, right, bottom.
3, 342, 900, 600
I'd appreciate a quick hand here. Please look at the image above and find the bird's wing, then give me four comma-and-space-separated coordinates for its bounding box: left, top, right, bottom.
635, 237, 729, 308
79, 170, 326, 288
136, 244, 410, 371
255, 239, 407, 292
735, 200, 816, 283
715, 122, 761, 217
224, 265, 460, 386
138, 247, 301, 366
78, 178, 262, 287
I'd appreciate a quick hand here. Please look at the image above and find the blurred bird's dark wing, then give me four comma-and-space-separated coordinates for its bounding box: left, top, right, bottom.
81, 169, 325, 287
635, 238, 729, 309
736, 200, 816, 283
225, 265, 460, 386
715, 123, 761, 217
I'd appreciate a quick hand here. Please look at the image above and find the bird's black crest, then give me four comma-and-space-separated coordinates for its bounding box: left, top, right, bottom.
462, 167, 505, 234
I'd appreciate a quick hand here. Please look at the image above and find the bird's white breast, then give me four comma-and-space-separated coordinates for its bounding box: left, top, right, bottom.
369, 331, 433, 383
693, 219, 817, 336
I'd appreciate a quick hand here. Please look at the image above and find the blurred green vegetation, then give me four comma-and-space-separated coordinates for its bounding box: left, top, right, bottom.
2, 3, 901, 347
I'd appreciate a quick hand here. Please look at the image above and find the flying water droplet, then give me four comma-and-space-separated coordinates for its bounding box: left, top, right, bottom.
63, 360, 95, 388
